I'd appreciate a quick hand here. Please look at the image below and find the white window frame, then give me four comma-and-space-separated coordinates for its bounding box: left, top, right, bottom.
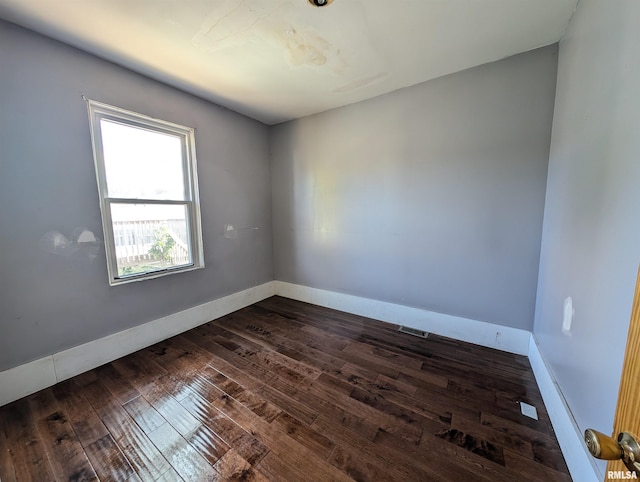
86, 99, 204, 285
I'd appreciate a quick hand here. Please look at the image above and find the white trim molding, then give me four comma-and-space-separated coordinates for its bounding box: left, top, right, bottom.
274, 282, 598, 480
0, 281, 276, 407
274, 281, 531, 355
0, 357, 58, 409
528, 335, 601, 482
0, 279, 601, 482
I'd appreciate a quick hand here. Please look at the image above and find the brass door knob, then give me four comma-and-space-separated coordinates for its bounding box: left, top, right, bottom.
585, 429, 640, 473
585, 429, 623, 459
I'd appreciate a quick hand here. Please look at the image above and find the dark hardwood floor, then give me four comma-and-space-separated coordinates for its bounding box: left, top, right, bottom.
0, 296, 571, 481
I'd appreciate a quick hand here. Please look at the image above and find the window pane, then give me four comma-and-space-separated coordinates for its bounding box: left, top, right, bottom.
101, 119, 185, 200
111, 203, 191, 278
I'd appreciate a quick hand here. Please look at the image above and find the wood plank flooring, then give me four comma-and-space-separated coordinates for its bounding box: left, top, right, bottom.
0, 296, 571, 481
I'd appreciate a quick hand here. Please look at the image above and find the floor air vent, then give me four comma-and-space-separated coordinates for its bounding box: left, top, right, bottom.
519, 402, 539, 420
398, 326, 429, 338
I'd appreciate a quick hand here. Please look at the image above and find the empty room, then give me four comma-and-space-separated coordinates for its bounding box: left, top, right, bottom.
1, 0, 639, 481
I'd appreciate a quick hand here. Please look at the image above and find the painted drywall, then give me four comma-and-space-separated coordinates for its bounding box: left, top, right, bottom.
270, 46, 558, 331
534, 1, 640, 477
0, 20, 273, 371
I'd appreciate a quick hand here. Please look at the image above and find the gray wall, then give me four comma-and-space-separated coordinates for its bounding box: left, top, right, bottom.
534, 1, 640, 476
0, 20, 273, 371
270, 46, 558, 331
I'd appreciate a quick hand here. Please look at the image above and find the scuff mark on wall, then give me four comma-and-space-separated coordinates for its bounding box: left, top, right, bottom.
39, 228, 101, 260
224, 224, 259, 240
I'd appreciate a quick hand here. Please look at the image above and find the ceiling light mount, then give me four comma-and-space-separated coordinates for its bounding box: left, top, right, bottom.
308, 0, 334, 7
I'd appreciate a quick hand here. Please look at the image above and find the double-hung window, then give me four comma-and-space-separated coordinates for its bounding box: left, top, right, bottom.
86, 100, 204, 285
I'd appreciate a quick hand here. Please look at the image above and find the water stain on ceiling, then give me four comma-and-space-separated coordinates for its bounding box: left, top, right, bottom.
192, 0, 374, 75
0, 0, 579, 124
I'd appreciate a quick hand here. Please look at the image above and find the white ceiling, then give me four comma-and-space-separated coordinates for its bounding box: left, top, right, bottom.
0, 0, 578, 125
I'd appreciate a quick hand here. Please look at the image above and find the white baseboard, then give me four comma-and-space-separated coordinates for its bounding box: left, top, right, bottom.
0, 357, 58, 409
0, 281, 276, 407
274, 282, 597, 481
273, 281, 531, 355
528, 335, 601, 482
0, 278, 599, 482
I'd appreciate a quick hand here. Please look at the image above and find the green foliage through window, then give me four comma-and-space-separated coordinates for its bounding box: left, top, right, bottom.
148, 226, 175, 262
